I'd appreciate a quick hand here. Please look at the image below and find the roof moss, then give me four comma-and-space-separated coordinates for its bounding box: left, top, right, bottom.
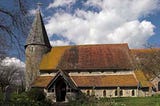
134, 70, 153, 87
40, 46, 71, 70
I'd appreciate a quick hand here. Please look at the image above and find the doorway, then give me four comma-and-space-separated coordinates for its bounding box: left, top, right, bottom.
55, 78, 66, 102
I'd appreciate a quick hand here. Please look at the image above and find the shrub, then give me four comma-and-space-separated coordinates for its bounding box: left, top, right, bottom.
27, 88, 52, 106
27, 88, 45, 102
10, 90, 52, 106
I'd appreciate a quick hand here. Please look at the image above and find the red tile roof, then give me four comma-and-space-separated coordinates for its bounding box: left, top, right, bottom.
40, 44, 133, 70
71, 74, 138, 87
32, 72, 152, 88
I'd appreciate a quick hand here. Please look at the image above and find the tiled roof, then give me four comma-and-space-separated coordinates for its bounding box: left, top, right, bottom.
32, 72, 152, 88
134, 70, 153, 87
31, 76, 53, 88
71, 74, 138, 87
40, 46, 71, 70
131, 48, 160, 57
47, 70, 77, 90
40, 44, 133, 71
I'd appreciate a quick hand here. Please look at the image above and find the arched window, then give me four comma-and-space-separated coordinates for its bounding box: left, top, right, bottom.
103, 90, 106, 97
87, 90, 90, 96
158, 81, 160, 91
115, 90, 117, 96
120, 90, 123, 96
132, 90, 135, 96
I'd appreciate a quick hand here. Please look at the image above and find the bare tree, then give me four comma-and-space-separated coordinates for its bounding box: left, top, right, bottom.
133, 47, 160, 78
0, 59, 25, 92
142, 49, 160, 77
0, 0, 31, 58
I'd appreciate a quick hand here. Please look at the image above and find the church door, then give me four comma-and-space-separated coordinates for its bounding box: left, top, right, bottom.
55, 78, 66, 102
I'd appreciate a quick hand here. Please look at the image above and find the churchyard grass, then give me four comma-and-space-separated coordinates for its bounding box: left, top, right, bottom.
106, 96, 160, 106
0, 91, 160, 106
69, 95, 160, 106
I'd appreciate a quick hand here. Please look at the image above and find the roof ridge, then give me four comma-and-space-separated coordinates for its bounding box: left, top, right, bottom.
52, 43, 129, 48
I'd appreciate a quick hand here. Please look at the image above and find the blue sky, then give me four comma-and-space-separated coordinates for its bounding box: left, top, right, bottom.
28, 0, 160, 48
1, 0, 160, 61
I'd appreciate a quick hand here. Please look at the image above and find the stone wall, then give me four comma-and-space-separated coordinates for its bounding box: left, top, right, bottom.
81, 88, 138, 98
44, 87, 152, 102
45, 89, 77, 102
40, 70, 134, 76
69, 70, 134, 76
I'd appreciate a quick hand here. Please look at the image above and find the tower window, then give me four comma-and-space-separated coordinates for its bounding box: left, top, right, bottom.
103, 90, 106, 97
30, 47, 34, 52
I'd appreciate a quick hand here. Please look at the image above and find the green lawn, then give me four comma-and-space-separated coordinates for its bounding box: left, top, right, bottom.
70, 95, 160, 106
99, 96, 160, 106
0, 91, 160, 106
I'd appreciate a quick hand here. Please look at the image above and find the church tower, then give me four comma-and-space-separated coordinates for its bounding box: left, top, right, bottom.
25, 9, 51, 90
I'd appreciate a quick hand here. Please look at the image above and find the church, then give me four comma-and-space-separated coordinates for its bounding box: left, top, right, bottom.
25, 9, 160, 102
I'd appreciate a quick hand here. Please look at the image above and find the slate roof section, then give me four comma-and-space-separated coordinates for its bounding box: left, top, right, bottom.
71, 74, 138, 87
40, 44, 133, 71
25, 10, 51, 48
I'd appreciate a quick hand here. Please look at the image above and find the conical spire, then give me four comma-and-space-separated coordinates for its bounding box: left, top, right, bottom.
25, 9, 51, 48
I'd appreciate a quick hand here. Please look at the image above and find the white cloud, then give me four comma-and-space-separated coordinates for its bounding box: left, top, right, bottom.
107, 20, 155, 47
47, 0, 76, 9
45, 0, 159, 48
1, 57, 25, 68
50, 40, 70, 46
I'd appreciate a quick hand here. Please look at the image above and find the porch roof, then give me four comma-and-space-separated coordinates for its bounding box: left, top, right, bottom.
31, 76, 53, 88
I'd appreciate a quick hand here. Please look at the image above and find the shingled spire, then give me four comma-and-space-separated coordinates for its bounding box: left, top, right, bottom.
25, 9, 51, 90
25, 9, 51, 48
